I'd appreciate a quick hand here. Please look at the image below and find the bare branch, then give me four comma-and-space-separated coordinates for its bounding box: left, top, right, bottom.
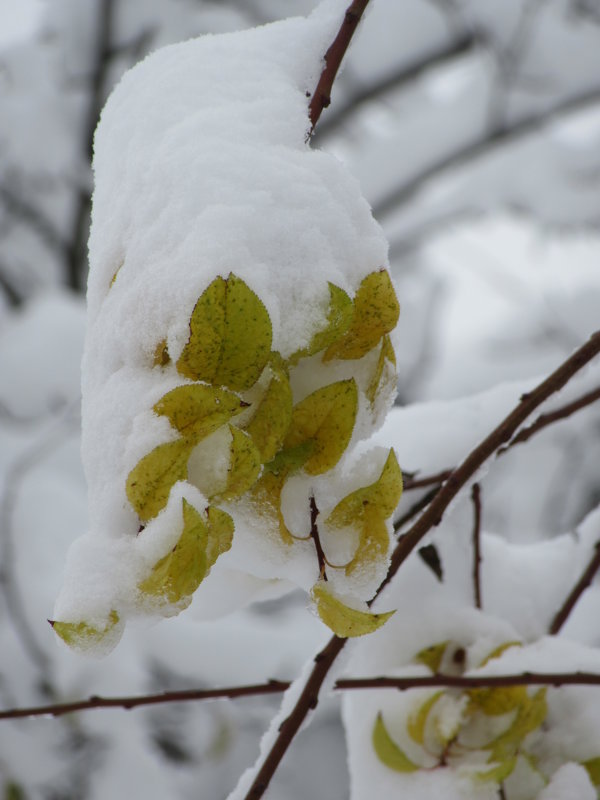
549, 541, 600, 635
336, 671, 600, 691
471, 483, 482, 610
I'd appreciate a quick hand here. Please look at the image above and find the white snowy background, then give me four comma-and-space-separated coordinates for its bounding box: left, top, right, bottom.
1, 1, 600, 798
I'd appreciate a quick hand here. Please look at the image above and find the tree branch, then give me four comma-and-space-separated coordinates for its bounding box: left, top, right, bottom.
308, 0, 372, 132
336, 671, 600, 691
549, 540, 600, 635
471, 482, 482, 610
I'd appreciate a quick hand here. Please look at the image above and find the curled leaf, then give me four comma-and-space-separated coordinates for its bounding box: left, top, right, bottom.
372, 713, 420, 773
51, 610, 121, 652
216, 425, 262, 501
250, 470, 294, 544
474, 757, 518, 784
205, 505, 234, 569
126, 438, 193, 522
366, 334, 396, 407
407, 692, 443, 745
324, 270, 399, 361
485, 689, 547, 762
283, 379, 358, 475
176, 273, 272, 391
154, 383, 246, 442
153, 339, 170, 367
311, 582, 394, 638
415, 641, 449, 673
244, 356, 293, 462
287, 282, 353, 365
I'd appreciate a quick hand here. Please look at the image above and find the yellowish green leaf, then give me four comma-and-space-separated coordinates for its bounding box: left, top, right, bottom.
366, 334, 396, 407
153, 339, 170, 367
324, 270, 399, 361
415, 642, 449, 673
311, 582, 394, 638
250, 470, 294, 544
51, 610, 120, 650
485, 689, 547, 762
176, 273, 272, 391
468, 685, 528, 716
479, 641, 522, 667
344, 507, 389, 575
216, 425, 262, 501
582, 756, 600, 786
138, 499, 209, 604
283, 379, 358, 475
244, 357, 293, 462
328, 449, 402, 528
154, 383, 246, 442
205, 506, 234, 569
372, 713, 420, 773
287, 283, 353, 365
474, 757, 518, 783
126, 438, 192, 522
407, 692, 443, 745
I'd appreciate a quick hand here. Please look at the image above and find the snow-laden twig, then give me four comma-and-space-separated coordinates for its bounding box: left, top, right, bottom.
549, 540, 600, 635
471, 482, 482, 610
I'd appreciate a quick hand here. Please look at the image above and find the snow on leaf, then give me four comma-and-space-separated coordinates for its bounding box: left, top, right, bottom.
582, 756, 600, 786
243, 355, 292, 462
51, 610, 121, 652
311, 582, 394, 638
415, 641, 449, 673
474, 757, 518, 784
372, 713, 420, 773
216, 425, 262, 501
407, 691, 443, 745
283, 379, 358, 475
287, 282, 353, 365
484, 689, 547, 763
138, 498, 226, 606
479, 641, 522, 667
468, 685, 529, 717
176, 273, 272, 391
153, 383, 246, 442
250, 470, 294, 544
153, 338, 170, 367
126, 438, 193, 522
323, 270, 399, 361
205, 505, 234, 570
366, 333, 396, 407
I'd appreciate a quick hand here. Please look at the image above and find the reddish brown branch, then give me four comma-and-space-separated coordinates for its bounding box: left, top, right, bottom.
309, 494, 328, 580
503, 384, 600, 451
549, 540, 600, 635
393, 485, 442, 532
308, 0, 371, 131
471, 483, 482, 610
336, 671, 600, 691
403, 469, 453, 491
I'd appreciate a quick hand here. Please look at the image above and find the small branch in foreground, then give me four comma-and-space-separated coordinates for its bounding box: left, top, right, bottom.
471, 483, 482, 610
6, 670, 600, 721
308, 0, 371, 131
549, 540, 600, 635
403, 469, 453, 491
309, 494, 328, 580
393, 484, 443, 532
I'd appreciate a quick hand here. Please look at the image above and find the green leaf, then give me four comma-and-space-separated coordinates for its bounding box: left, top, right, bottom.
51, 610, 121, 650
244, 356, 293, 462
283, 379, 358, 475
324, 270, 399, 361
126, 438, 193, 522
154, 383, 247, 443
372, 713, 420, 773
311, 582, 394, 638
479, 641, 522, 667
485, 689, 547, 762
139, 499, 212, 604
582, 756, 600, 786
474, 757, 518, 784
468, 686, 529, 716
250, 470, 294, 544
205, 505, 234, 569
216, 425, 262, 501
366, 334, 396, 407
415, 642, 449, 673
407, 692, 443, 745
287, 283, 353, 365
176, 273, 272, 391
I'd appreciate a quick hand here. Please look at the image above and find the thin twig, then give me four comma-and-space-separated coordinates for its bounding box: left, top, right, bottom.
336, 671, 600, 690
309, 494, 327, 580
471, 483, 482, 610
308, 0, 371, 131
549, 541, 600, 635
403, 469, 453, 491
393, 485, 442, 532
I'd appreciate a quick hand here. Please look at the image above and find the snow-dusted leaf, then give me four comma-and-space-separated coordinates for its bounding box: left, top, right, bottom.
372, 713, 420, 773
582, 756, 600, 786
51, 610, 121, 652
311, 582, 394, 638
153, 338, 170, 367
479, 641, 522, 667
407, 692, 443, 745
415, 641, 449, 673
485, 689, 547, 762
250, 470, 294, 544
154, 383, 246, 442
205, 505, 234, 569
126, 438, 192, 522
176, 273, 272, 391
468, 685, 528, 716
287, 282, 353, 365
366, 333, 396, 407
324, 270, 399, 361
216, 425, 261, 501
283, 379, 358, 475
244, 355, 292, 462
474, 757, 518, 783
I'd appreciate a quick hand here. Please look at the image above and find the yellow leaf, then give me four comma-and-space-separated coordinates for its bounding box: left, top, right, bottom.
327, 449, 403, 528
324, 270, 399, 361
283, 379, 358, 475
468, 686, 529, 716
415, 642, 449, 673
474, 757, 518, 784
126, 438, 193, 522
366, 334, 396, 407
407, 692, 443, 745
139, 499, 211, 604
372, 713, 420, 773
485, 689, 547, 762
311, 582, 394, 638
250, 470, 294, 544
205, 505, 234, 569
153, 339, 170, 367
582, 756, 600, 786
479, 641, 522, 667
51, 610, 121, 651
344, 507, 389, 575
154, 383, 246, 442
244, 357, 293, 462
176, 273, 272, 391
287, 283, 353, 365
216, 425, 262, 501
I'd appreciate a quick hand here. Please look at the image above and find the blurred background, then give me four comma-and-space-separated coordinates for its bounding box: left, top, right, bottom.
0, 1, 599, 797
